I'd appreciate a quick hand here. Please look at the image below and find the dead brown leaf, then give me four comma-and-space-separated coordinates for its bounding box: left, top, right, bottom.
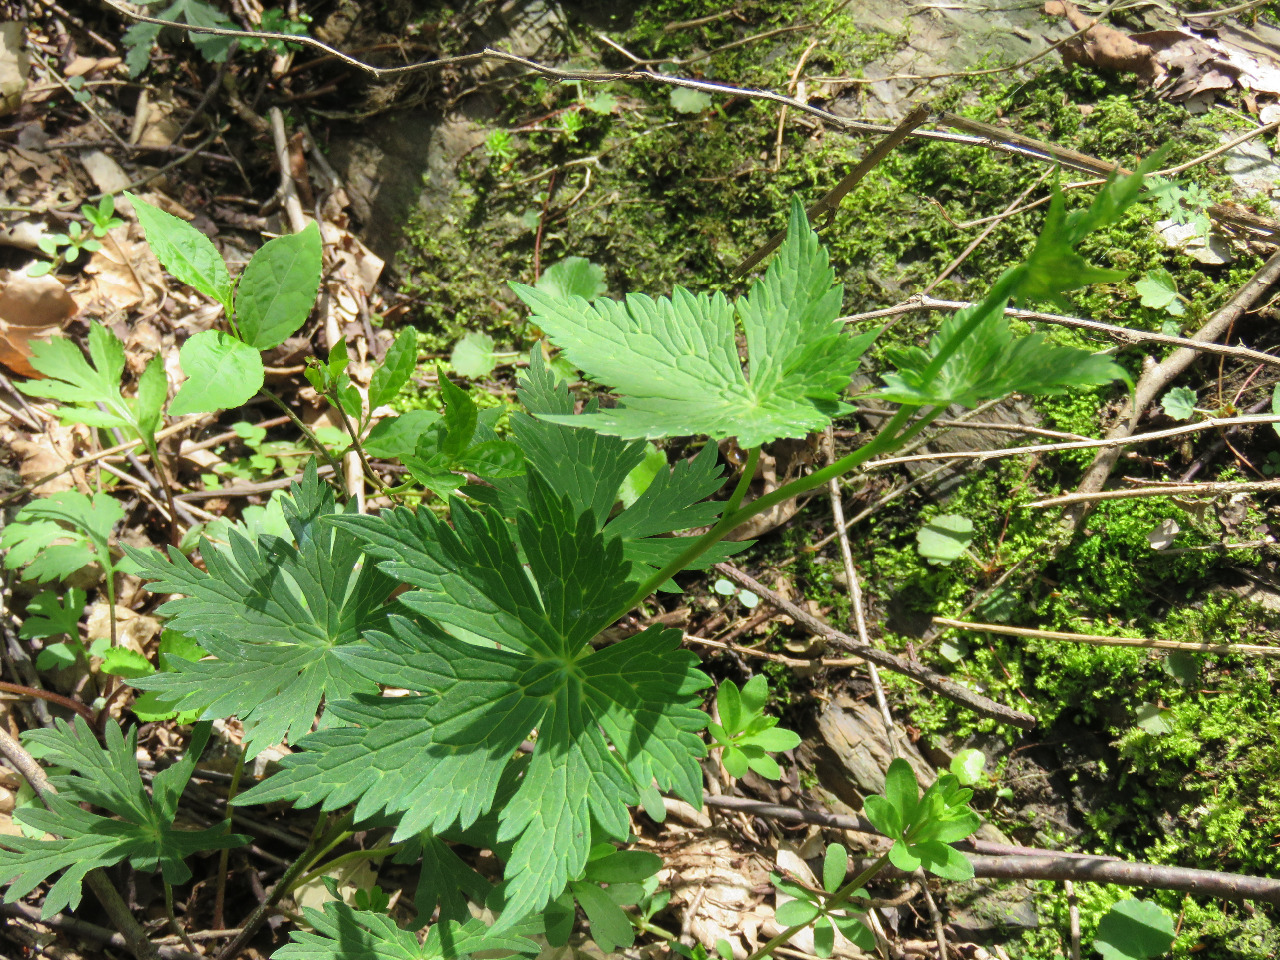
0, 21, 28, 117
0, 270, 79, 377
1045, 1, 1159, 83
2, 420, 90, 494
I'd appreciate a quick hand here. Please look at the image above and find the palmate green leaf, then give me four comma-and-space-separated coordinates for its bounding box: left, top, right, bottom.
0, 719, 246, 917
242, 477, 709, 925
536, 256, 608, 302
449, 330, 500, 379
877, 157, 1165, 409
274, 898, 540, 960
395, 832, 493, 925
472, 353, 747, 586
877, 301, 1128, 409
0, 491, 122, 584
19, 589, 85, 640
19, 324, 165, 443
126, 463, 395, 757
513, 198, 877, 446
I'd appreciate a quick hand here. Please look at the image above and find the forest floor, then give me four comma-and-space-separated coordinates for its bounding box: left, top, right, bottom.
3, 1, 1280, 959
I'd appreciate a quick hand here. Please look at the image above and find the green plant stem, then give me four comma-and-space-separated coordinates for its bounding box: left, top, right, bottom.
162, 879, 199, 954
215, 815, 352, 960
745, 853, 891, 960
616, 407, 926, 618
258, 389, 344, 478
283, 827, 356, 898
724, 445, 761, 516
328, 390, 394, 495
290, 844, 397, 890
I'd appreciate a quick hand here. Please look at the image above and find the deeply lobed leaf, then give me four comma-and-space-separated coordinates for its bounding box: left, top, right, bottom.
471, 353, 747, 587
128, 463, 395, 756
241, 475, 709, 925
877, 158, 1164, 409
274, 898, 540, 960
514, 199, 877, 446
0, 720, 245, 917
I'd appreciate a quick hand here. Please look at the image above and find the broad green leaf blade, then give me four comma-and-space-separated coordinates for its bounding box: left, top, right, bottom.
742, 725, 801, 753
883, 758, 920, 827
832, 914, 876, 950
1134, 269, 1180, 312
399, 832, 493, 925
100, 646, 153, 678
813, 916, 835, 958
234, 222, 322, 349
450, 330, 499, 378
19, 325, 149, 439
1, 491, 121, 584
238, 623, 528, 837
128, 192, 232, 312
740, 673, 769, 714
496, 687, 636, 927
18, 589, 85, 640
582, 849, 663, 884
722, 745, 749, 779
369, 328, 419, 409
250, 487, 708, 928
439, 373, 478, 459
717, 678, 744, 736
887, 838, 921, 872
484, 351, 647, 526
775, 897, 821, 926
1161, 386, 1196, 421
332, 478, 632, 660
514, 200, 876, 446
169, 330, 265, 415
746, 751, 782, 779
128, 464, 395, 756
536, 256, 607, 301
878, 159, 1163, 409
605, 442, 725, 541
916, 514, 974, 566
1093, 899, 1176, 960
135, 355, 168, 440
877, 299, 1129, 408
911, 839, 974, 880
476, 354, 741, 586
737, 197, 849, 400
364, 410, 441, 458
572, 880, 635, 953
822, 843, 847, 894
670, 87, 712, 114
949, 748, 985, 786
862, 794, 901, 838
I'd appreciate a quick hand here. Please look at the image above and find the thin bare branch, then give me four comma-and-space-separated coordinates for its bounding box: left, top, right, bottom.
713, 563, 1037, 729
933, 617, 1280, 658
